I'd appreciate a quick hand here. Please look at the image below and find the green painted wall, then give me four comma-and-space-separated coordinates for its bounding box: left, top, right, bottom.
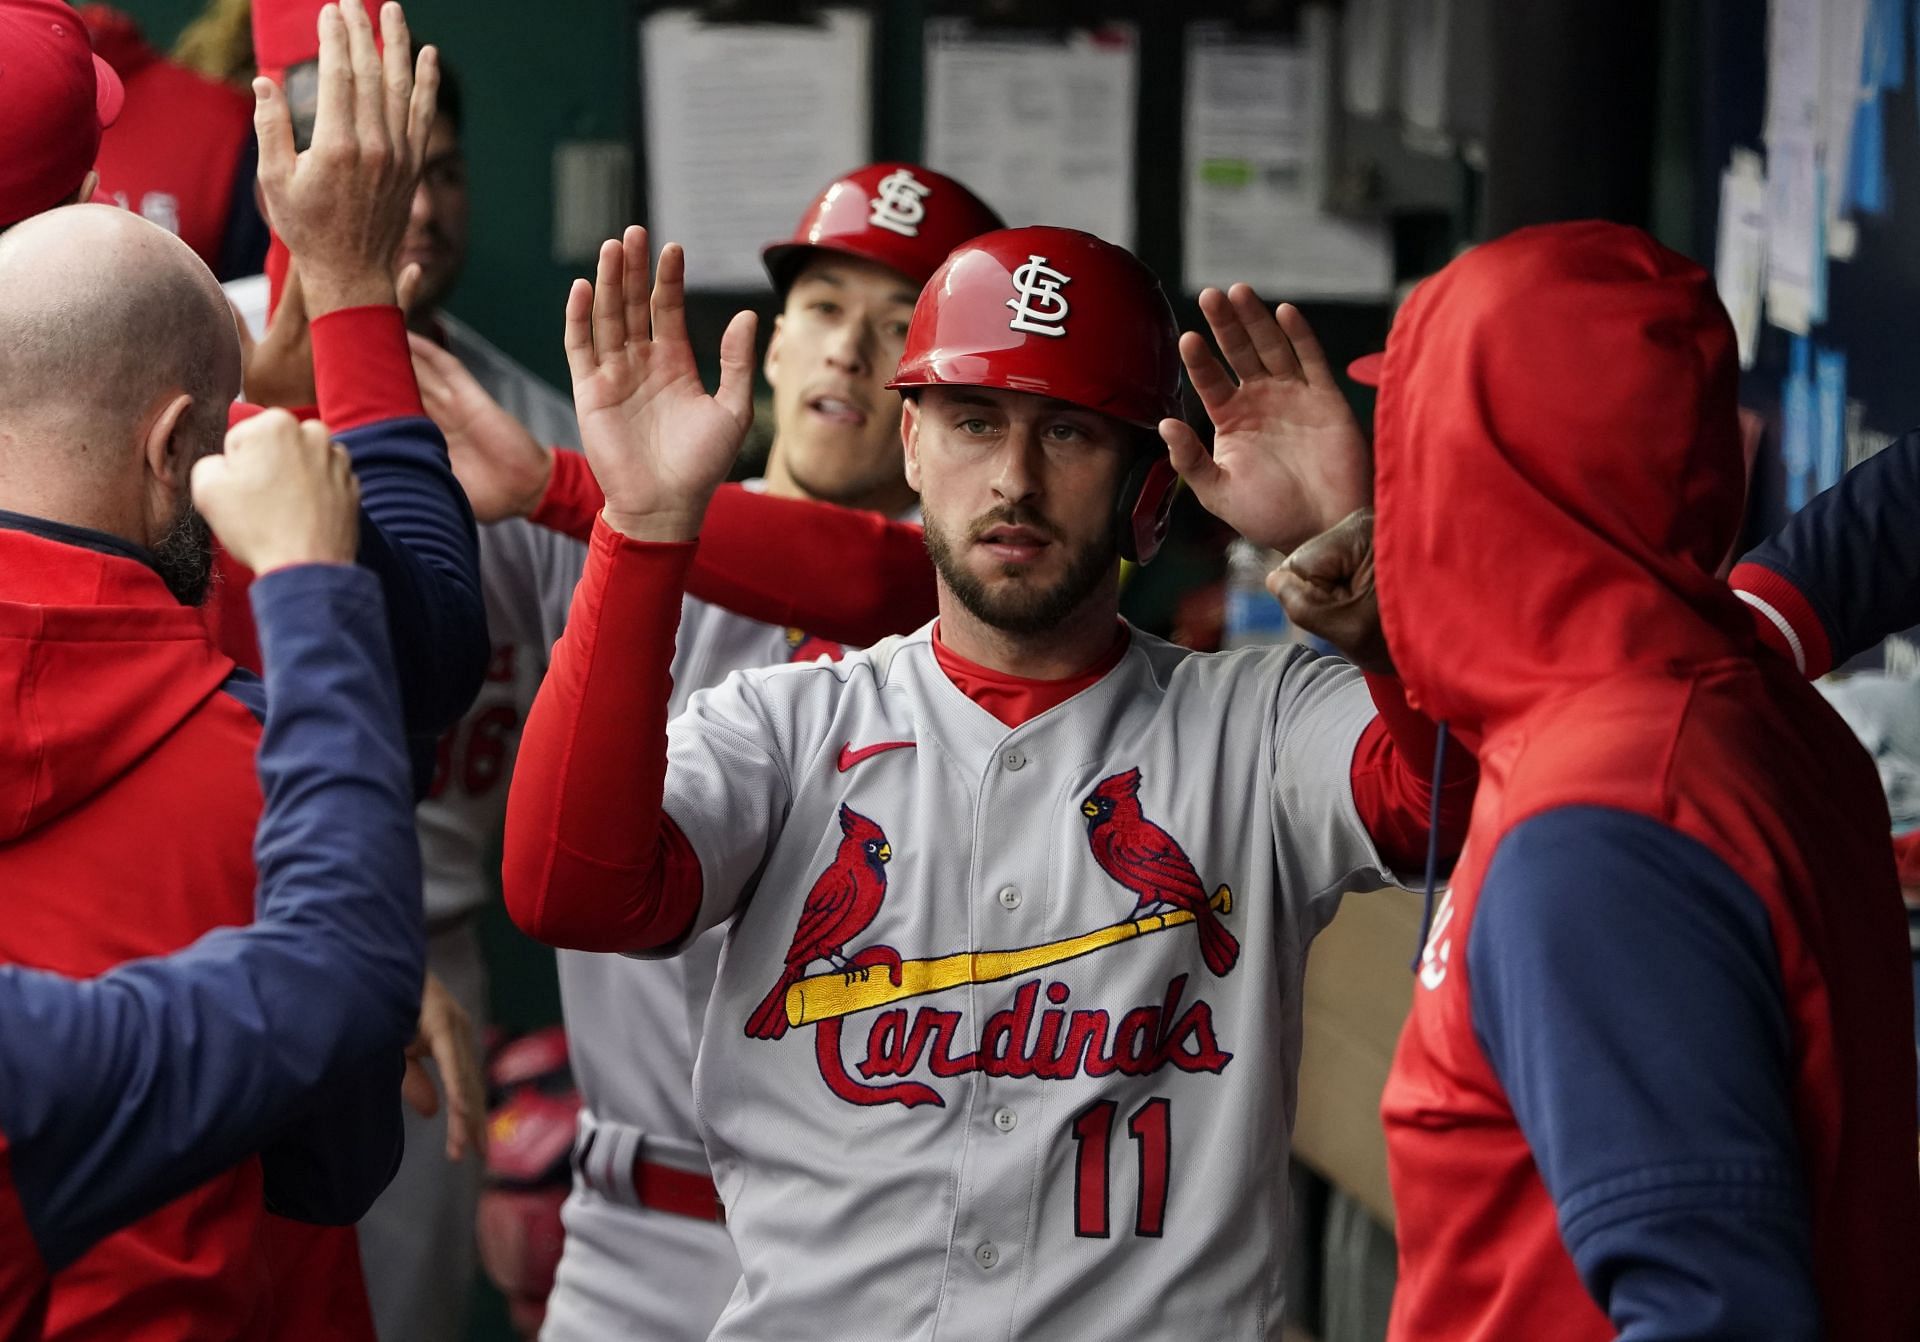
116, 0, 636, 391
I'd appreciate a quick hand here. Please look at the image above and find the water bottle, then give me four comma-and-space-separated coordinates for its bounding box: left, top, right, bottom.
1222, 538, 1294, 649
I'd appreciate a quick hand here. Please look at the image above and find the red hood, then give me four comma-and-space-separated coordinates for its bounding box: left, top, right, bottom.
0, 525, 235, 843
1372, 221, 1755, 733
77, 5, 158, 80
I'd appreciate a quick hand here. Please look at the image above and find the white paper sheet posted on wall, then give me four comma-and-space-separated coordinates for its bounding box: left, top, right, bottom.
922, 18, 1139, 248
640, 9, 872, 292
1182, 14, 1391, 301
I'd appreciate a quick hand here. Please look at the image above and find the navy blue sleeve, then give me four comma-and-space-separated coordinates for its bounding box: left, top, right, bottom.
1469, 806, 1818, 1342
212, 137, 270, 282
0, 565, 422, 1266
1740, 428, 1920, 669
336, 416, 487, 767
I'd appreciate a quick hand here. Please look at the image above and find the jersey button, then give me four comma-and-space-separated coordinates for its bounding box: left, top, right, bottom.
993, 1107, 1018, 1132
975, 1241, 1000, 1270
1002, 749, 1027, 772
997, 885, 1021, 910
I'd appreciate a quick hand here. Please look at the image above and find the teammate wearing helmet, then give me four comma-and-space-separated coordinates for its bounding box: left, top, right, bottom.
445, 164, 997, 1342
503, 223, 1475, 1337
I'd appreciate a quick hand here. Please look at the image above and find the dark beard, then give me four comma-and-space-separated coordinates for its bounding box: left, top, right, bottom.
150, 503, 215, 606
923, 505, 1117, 636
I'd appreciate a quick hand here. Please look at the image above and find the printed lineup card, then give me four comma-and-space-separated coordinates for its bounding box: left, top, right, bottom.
1181, 14, 1390, 300
922, 18, 1139, 247
641, 8, 872, 292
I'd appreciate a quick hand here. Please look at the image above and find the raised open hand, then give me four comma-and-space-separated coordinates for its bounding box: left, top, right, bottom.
410, 334, 553, 523
252, 0, 438, 316
563, 226, 757, 541
1160, 286, 1371, 553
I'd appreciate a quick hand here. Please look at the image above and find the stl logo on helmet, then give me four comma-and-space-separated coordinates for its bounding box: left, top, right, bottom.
867, 168, 933, 238
1006, 255, 1072, 337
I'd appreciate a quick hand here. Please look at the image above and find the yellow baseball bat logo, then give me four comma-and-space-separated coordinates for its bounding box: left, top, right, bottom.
785, 886, 1233, 1027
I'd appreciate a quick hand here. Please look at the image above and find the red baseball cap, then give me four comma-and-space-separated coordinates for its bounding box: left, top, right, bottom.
763, 162, 1004, 296
1347, 350, 1385, 385
0, 0, 123, 229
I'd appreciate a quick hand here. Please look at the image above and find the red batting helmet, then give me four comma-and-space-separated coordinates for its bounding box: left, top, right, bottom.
888, 226, 1185, 562
887, 226, 1183, 430
762, 162, 1003, 295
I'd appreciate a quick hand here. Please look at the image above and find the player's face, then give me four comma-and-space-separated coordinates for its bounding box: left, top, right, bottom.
905, 387, 1131, 635
764, 256, 919, 506
399, 119, 469, 318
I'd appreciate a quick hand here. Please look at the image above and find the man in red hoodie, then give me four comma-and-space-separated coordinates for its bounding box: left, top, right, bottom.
0, 3, 483, 1338
1264, 222, 1920, 1339
0, 411, 421, 1342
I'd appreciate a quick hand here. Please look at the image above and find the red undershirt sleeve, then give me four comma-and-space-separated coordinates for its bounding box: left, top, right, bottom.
310, 305, 426, 430
502, 520, 703, 953
1348, 670, 1477, 877
687, 486, 935, 643
529, 446, 603, 542
531, 454, 937, 644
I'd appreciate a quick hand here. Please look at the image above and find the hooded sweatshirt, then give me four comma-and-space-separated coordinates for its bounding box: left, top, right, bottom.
1374, 222, 1920, 1341
0, 563, 419, 1341
0, 521, 409, 1341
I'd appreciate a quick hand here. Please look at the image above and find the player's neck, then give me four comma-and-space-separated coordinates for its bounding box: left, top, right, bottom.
933, 576, 1124, 681
762, 441, 919, 518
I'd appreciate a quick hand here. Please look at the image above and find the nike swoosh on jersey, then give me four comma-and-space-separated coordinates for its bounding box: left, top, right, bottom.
837, 740, 916, 772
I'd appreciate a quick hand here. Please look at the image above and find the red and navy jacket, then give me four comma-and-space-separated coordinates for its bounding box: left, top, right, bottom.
214, 304, 487, 792
0, 351, 476, 1339
0, 564, 421, 1342
1372, 222, 1920, 1341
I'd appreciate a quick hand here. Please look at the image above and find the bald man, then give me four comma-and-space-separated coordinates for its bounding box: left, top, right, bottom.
0, 409, 421, 1341
0, 206, 237, 593
0, 205, 410, 1340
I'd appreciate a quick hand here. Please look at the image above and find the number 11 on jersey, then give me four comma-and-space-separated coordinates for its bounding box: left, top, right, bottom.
1071, 1096, 1171, 1238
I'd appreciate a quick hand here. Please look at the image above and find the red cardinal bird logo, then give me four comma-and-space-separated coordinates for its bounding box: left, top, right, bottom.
1082, 768, 1239, 977
745, 804, 894, 1040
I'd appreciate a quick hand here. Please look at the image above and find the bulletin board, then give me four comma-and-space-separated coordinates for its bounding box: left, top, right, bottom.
1693, 0, 1920, 582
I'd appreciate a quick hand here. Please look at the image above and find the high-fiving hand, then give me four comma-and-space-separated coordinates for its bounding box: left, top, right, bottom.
1267, 508, 1392, 674
564, 226, 757, 542
410, 335, 554, 523
252, 0, 439, 318
1160, 286, 1372, 554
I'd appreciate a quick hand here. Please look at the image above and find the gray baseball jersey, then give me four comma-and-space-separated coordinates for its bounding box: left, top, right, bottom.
658, 624, 1392, 1340
546, 523, 863, 1342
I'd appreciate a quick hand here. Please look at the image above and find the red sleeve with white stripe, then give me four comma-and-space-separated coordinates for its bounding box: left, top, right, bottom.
1728, 562, 1834, 679
1730, 428, 1920, 678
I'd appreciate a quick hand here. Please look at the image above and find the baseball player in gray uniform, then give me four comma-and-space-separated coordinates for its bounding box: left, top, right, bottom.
503, 222, 1473, 1338
407, 165, 1001, 1340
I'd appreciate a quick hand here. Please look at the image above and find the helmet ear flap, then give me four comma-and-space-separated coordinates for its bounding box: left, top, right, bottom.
1116, 454, 1179, 565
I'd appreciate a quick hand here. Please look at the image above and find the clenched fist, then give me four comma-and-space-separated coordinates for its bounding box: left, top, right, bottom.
194, 410, 360, 574
1266, 507, 1393, 674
